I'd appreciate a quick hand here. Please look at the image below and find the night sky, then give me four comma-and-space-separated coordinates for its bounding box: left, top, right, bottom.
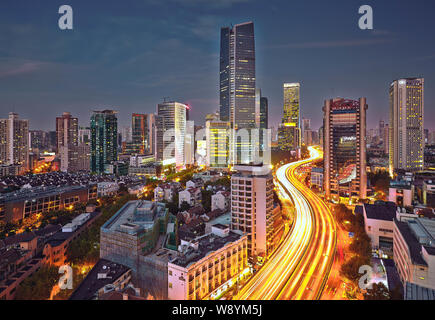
0, 0, 434, 131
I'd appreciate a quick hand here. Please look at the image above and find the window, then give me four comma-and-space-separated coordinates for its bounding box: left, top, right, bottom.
169, 270, 172, 276
169, 283, 173, 288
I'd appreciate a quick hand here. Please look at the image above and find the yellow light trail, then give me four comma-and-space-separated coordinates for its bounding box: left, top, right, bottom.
237, 147, 337, 300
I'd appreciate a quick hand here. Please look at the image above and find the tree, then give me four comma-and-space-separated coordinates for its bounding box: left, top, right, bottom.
340, 256, 370, 282
349, 231, 372, 260
363, 282, 390, 300
180, 201, 191, 212
201, 190, 213, 213
15, 266, 59, 300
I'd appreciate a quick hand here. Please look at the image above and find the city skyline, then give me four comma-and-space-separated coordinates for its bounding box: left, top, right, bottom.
0, 0, 434, 131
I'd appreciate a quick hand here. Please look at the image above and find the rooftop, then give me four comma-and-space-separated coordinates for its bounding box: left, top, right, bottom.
364, 201, 397, 221
69, 258, 130, 300
405, 282, 435, 300
102, 200, 167, 234
394, 219, 429, 266
170, 230, 244, 269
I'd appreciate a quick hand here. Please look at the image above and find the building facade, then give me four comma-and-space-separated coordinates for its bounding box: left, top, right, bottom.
0, 113, 29, 171
389, 78, 424, 173
220, 22, 256, 165
90, 110, 118, 174
231, 165, 276, 257
156, 101, 187, 167
323, 98, 368, 201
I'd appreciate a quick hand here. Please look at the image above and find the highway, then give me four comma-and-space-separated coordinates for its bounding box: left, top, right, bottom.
237, 147, 337, 300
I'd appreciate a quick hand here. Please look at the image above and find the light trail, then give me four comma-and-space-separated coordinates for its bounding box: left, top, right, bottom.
237, 146, 337, 300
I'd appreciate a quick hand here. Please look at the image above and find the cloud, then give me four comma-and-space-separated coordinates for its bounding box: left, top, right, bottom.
0, 61, 48, 78
266, 38, 394, 50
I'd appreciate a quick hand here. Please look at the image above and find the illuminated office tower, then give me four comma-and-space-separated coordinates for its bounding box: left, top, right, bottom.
129, 113, 155, 155
0, 113, 29, 170
389, 78, 424, 173
156, 101, 187, 167
206, 120, 230, 168
90, 110, 118, 174
323, 98, 367, 201
56, 112, 79, 172
280, 83, 301, 149
220, 22, 256, 164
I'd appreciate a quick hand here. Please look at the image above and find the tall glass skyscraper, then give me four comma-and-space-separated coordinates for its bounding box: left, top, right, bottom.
220, 22, 256, 164
389, 78, 424, 173
90, 110, 118, 174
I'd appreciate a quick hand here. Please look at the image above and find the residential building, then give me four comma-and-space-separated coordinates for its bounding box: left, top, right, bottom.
0, 113, 29, 171
168, 225, 248, 300
211, 191, 230, 212
179, 188, 202, 208
231, 164, 277, 257
389, 78, 424, 173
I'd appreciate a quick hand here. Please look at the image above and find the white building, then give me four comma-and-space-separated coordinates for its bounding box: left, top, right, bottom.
167, 226, 247, 300
97, 182, 119, 197
389, 181, 414, 208
231, 164, 276, 257
394, 217, 435, 290
211, 191, 230, 212
362, 202, 397, 257
179, 187, 202, 208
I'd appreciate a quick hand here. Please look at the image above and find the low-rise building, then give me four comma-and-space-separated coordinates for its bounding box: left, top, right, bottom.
423, 180, 435, 208
97, 182, 119, 197
211, 191, 230, 212
0, 184, 97, 223
363, 201, 397, 257
168, 225, 247, 300
389, 180, 414, 208
310, 167, 324, 190
393, 218, 435, 290
179, 187, 202, 208
69, 258, 132, 300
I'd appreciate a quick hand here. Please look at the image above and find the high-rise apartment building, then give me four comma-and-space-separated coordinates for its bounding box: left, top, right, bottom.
231, 165, 278, 257
0, 113, 29, 171
56, 112, 79, 172
323, 98, 368, 201
389, 78, 424, 173
185, 120, 195, 166
90, 110, 118, 174
156, 101, 187, 167
220, 22, 256, 164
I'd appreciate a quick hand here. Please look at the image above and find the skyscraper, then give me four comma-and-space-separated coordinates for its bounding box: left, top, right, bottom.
90, 110, 118, 174
56, 112, 79, 172
280, 83, 301, 150
323, 98, 367, 201
130, 113, 155, 155
156, 101, 187, 167
220, 22, 256, 164
0, 113, 29, 171
260, 96, 268, 130
389, 78, 424, 173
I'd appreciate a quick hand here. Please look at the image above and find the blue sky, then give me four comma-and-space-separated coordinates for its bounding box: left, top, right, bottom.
0, 0, 434, 131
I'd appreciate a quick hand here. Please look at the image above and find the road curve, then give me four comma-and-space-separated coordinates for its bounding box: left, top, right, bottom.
237, 147, 337, 300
